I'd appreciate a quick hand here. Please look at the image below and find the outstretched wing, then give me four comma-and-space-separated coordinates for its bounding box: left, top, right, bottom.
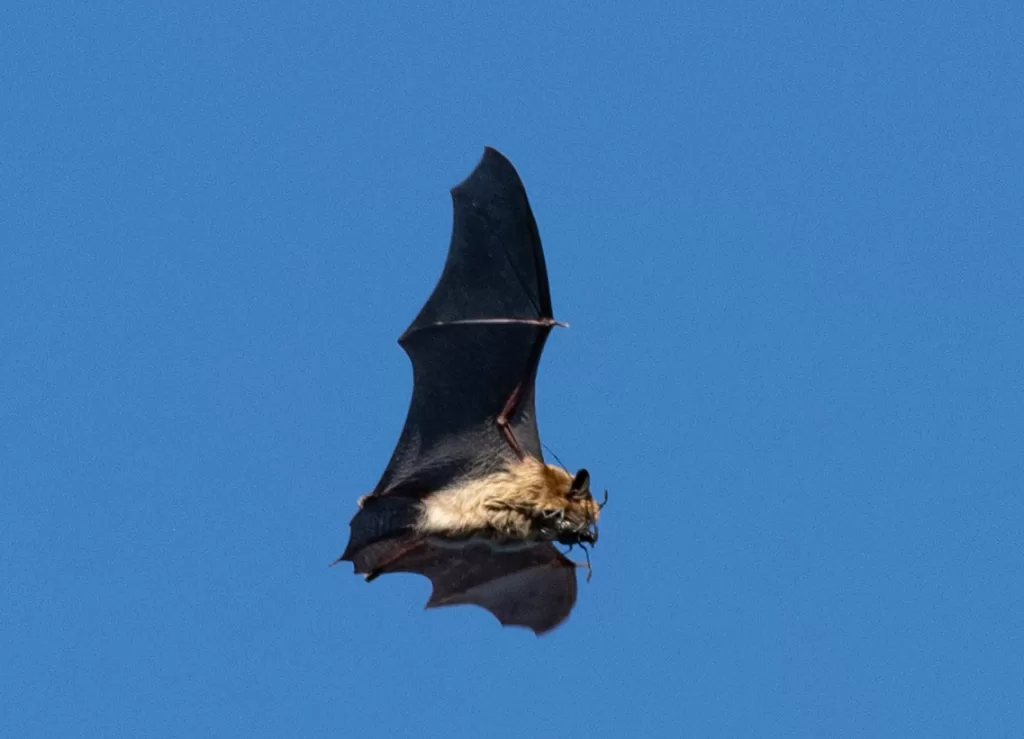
389, 540, 579, 635
373, 147, 556, 497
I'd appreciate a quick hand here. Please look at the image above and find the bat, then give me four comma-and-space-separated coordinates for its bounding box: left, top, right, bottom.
337, 147, 602, 635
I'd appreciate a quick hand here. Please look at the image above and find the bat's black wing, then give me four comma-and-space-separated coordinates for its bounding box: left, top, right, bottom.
388, 540, 579, 635
372, 147, 557, 497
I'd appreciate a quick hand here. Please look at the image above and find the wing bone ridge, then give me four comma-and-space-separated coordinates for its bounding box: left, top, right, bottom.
402, 317, 568, 341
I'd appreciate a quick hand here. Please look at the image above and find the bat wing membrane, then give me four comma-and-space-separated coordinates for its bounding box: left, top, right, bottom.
373, 148, 556, 497
388, 540, 579, 635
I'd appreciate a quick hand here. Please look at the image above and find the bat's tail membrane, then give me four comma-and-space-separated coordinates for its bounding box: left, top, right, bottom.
340, 496, 420, 575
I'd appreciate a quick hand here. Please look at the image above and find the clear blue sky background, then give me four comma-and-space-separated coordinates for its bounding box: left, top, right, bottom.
3, 3, 1022, 737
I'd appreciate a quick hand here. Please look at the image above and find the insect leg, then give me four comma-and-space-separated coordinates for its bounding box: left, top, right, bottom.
579, 544, 593, 583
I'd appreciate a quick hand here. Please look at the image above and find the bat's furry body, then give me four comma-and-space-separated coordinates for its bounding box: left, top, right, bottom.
416, 459, 600, 540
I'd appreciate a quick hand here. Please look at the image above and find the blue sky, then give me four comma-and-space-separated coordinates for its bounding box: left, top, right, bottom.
3, 3, 1022, 737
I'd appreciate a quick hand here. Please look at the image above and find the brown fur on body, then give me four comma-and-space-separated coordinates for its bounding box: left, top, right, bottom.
343, 458, 599, 578
415, 457, 600, 542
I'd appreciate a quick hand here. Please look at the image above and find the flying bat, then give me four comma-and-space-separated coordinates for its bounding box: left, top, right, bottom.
337, 147, 602, 635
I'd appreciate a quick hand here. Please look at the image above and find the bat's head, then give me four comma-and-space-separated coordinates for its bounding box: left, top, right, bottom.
553, 468, 601, 546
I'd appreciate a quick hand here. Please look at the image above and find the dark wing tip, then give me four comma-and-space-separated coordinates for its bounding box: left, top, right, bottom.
482, 145, 513, 169
451, 146, 526, 201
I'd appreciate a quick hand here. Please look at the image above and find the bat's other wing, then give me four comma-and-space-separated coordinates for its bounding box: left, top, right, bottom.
389, 540, 579, 635
373, 147, 557, 497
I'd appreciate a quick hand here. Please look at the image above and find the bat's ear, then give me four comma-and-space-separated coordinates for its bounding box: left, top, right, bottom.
570, 469, 591, 495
